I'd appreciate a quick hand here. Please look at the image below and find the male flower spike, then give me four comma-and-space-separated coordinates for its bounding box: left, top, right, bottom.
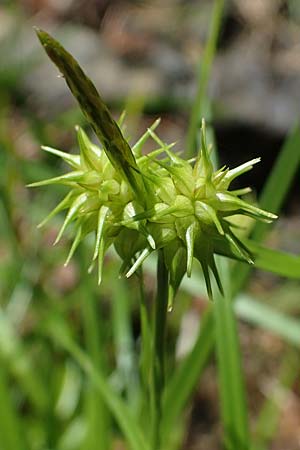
29, 29, 277, 305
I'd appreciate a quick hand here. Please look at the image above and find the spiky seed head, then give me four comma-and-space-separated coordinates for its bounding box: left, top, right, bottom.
31, 30, 277, 306
30, 121, 277, 305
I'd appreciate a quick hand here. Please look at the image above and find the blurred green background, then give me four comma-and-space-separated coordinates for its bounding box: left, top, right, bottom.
0, 1, 300, 449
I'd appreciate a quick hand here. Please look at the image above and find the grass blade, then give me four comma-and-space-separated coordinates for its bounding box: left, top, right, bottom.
46, 316, 150, 450
213, 260, 249, 450
162, 310, 214, 443
235, 295, 300, 348
173, 271, 300, 347
252, 349, 300, 450
0, 365, 27, 450
111, 278, 139, 411
253, 125, 300, 238
0, 308, 48, 414
80, 265, 111, 450
243, 240, 300, 278
216, 237, 300, 278
232, 125, 300, 295
150, 251, 169, 450
186, 0, 225, 158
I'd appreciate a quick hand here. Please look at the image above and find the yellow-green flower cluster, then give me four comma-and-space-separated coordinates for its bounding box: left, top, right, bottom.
29, 118, 276, 303
31, 29, 277, 304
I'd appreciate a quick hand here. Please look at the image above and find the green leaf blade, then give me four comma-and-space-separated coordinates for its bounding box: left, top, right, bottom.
35, 28, 144, 198
46, 316, 150, 450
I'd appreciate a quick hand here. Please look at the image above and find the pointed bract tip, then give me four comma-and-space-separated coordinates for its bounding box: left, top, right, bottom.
88, 260, 95, 274
151, 118, 161, 128
147, 234, 156, 250
167, 285, 175, 311
34, 27, 49, 44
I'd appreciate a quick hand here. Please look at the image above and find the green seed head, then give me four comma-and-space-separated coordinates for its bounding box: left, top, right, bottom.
30, 30, 277, 305
29, 118, 276, 304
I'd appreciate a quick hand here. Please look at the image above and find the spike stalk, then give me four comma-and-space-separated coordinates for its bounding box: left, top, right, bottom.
150, 250, 169, 450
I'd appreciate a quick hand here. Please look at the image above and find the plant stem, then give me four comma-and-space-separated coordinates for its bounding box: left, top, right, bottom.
150, 250, 169, 450
186, 0, 225, 158
138, 269, 152, 390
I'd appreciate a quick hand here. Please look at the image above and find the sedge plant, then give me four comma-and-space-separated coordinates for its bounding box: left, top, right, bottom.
29, 29, 279, 450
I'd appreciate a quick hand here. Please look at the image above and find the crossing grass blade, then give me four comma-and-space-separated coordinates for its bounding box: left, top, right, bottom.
242, 239, 300, 278
215, 238, 300, 279
175, 270, 300, 348
172, 273, 300, 348
235, 295, 300, 348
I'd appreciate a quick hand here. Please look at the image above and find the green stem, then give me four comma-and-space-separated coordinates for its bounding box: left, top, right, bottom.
186, 0, 225, 158
138, 269, 152, 390
150, 250, 169, 450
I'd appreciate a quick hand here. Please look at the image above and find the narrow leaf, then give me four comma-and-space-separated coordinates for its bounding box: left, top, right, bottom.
35, 28, 144, 198
45, 318, 149, 450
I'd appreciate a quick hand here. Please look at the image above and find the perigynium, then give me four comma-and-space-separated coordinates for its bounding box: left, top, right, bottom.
29, 29, 277, 305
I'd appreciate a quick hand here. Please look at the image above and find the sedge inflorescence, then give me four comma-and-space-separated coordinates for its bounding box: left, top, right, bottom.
29, 118, 276, 304
30, 29, 277, 305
